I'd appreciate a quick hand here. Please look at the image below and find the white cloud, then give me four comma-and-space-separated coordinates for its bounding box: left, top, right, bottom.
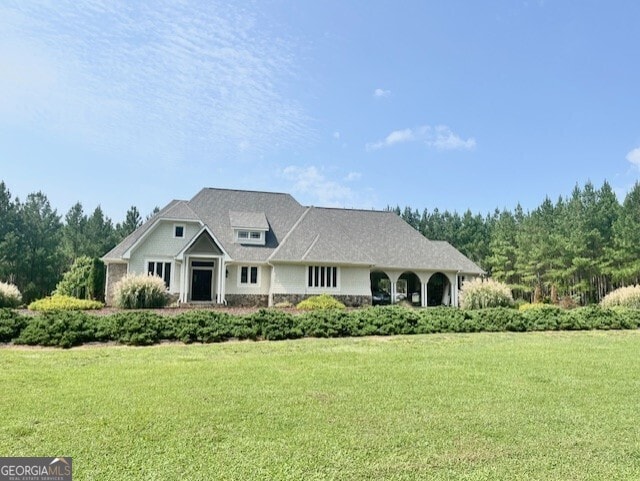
428, 125, 477, 151
626, 147, 640, 168
344, 172, 362, 182
367, 125, 475, 152
0, 1, 310, 162
282, 166, 356, 207
333, 131, 341, 140
366, 128, 414, 151
373, 88, 391, 98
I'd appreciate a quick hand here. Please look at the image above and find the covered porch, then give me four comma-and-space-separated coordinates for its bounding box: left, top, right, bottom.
176, 228, 228, 304
370, 270, 461, 307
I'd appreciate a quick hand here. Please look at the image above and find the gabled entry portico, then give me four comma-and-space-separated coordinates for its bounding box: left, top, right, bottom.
176, 227, 228, 304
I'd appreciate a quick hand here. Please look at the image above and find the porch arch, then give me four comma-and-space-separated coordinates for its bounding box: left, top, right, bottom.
426, 272, 452, 306
370, 271, 392, 305
398, 271, 421, 305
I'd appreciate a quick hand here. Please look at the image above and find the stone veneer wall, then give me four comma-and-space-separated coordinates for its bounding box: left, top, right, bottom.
105, 263, 127, 306
225, 294, 269, 308
271, 294, 372, 308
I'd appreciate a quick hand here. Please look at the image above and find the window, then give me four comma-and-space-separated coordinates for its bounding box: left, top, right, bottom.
307, 266, 338, 288
174, 225, 185, 238
147, 261, 171, 288
235, 229, 265, 244
239, 266, 259, 285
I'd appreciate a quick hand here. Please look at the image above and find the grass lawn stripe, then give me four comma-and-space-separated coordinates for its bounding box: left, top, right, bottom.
1, 331, 639, 480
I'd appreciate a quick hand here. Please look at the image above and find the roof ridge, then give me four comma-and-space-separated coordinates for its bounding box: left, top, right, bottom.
267, 206, 312, 261
310, 206, 393, 214
301, 234, 320, 260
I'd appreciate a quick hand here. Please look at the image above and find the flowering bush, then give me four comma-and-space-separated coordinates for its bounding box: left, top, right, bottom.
28, 295, 103, 311
600, 285, 640, 309
460, 278, 514, 310
0, 281, 22, 308
113, 274, 168, 309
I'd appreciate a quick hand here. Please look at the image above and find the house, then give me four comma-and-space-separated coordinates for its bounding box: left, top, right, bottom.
102, 188, 484, 307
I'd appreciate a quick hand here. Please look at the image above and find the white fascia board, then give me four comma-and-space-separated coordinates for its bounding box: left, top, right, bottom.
175, 225, 232, 261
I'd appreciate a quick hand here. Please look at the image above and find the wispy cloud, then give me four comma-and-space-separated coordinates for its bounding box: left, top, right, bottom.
366, 125, 476, 152
373, 88, 391, 98
626, 147, 640, 168
0, 1, 310, 162
282, 165, 369, 207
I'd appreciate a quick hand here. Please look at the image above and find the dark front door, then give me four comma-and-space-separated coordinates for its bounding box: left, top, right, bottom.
191, 269, 213, 301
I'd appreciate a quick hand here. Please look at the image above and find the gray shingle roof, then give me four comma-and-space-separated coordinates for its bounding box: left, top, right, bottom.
228, 211, 269, 230
103, 188, 484, 274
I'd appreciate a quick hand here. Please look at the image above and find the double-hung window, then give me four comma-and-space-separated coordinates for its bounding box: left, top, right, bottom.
307, 266, 338, 289
147, 261, 171, 289
239, 266, 259, 285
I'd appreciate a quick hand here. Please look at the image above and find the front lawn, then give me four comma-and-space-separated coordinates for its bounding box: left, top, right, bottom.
1, 332, 640, 480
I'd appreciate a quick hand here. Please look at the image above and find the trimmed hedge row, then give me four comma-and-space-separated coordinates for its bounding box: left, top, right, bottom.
1, 305, 640, 348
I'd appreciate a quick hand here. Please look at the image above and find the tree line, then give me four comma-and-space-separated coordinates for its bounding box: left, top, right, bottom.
1, 179, 638, 305
0, 181, 157, 302
392, 180, 640, 304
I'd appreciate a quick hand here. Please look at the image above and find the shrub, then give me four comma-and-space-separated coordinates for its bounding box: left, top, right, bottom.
55, 256, 106, 301
15, 311, 96, 348
102, 311, 170, 345
28, 295, 104, 311
172, 310, 257, 343
247, 309, 302, 340
0, 281, 22, 308
460, 278, 514, 310
298, 309, 352, 338
601, 285, 640, 309
0, 309, 28, 342
113, 274, 168, 309
296, 294, 346, 310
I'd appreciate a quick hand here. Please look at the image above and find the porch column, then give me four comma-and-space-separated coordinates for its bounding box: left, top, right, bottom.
217, 260, 225, 304
180, 258, 187, 303
421, 282, 427, 307
452, 274, 459, 307
390, 282, 397, 305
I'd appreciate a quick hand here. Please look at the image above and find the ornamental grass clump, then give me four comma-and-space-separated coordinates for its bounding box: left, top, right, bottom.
600, 285, 640, 309
113, 274, 168, 309
460, 278, 514, 310
0, 281, 22, 308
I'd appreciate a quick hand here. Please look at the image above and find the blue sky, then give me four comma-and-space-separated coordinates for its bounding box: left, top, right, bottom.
1, 0, 639, 222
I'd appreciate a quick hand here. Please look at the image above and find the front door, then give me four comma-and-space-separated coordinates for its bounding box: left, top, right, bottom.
191, 269, 213, 301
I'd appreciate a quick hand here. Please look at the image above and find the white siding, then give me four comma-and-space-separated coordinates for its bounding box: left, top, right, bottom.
271, 264, 371, 296
129, 221, 200, 294
225, 263, 271, 295
129, 221, 201, 274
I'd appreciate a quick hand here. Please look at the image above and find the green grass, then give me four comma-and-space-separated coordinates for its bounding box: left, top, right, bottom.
2, 332, 640, 480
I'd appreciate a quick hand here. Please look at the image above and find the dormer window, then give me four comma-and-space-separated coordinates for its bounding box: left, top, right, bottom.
236, 230, 265, 244
229, 210, 269, 246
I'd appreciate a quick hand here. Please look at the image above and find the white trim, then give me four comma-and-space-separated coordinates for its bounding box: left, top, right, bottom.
234, 229, 266, 245
237, 265, 261, 287
173, 223, 186, 238
306, 265, 340, 290
175, 225, 231, 261
145, 258, 173, 290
